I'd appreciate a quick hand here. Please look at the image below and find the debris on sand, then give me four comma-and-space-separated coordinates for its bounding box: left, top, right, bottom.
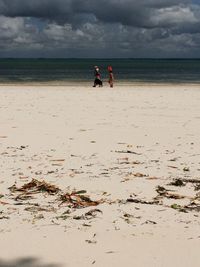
182, 178, 200, 184
169, 179, 186, 187
194, 184, 200, 191
8, 179, 104, 222
50, 159, 65, 166
24, 205, 56, 213
50, 159, 65, 162
184, 202, 200, 212
171, 202, 200, 213
133, 173, 148, 178
156, 186, 185, 199
0, 200, 9, 205
59, 191, 103, 209
168, 165, 178, 169
9, 179, 60, 195
117, 157, 143, 165
132, 161, 143, 165
84, 209, 102, 219
73, 209, 102, 220
15, 194, 35, 201
0, 215, 10, 220
183, 167, 190, 172
169, 178, 200, 191
170, 203, 188, 213
143, 220, 157, 225
171, 203, 182, 210
169, 157, 179, 162
122, 172, 148, 182
115, 150, 141, 155
146, 176, 159, 180
85, 239, 97, 244
126, 198, 160, 205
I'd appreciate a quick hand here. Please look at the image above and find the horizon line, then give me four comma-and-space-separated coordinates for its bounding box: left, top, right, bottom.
0, 57, 200, 60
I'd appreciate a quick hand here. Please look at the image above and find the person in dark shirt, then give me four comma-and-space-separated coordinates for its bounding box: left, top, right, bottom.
93, 66, 103, 87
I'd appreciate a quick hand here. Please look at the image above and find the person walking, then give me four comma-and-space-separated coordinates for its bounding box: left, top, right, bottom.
108, 66, 114, 88
93, 66, 103, 87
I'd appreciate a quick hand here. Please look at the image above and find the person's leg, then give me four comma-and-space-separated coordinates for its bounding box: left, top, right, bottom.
93, 79, 97, 87
109, 79, 113, 87
96, 79, 101, 87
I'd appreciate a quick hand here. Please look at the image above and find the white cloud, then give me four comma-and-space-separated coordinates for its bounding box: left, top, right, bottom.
0, 16, 24, 38
153, 6, 198, 26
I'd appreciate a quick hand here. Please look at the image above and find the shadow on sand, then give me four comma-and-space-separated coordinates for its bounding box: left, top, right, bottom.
0, 258, 63, 267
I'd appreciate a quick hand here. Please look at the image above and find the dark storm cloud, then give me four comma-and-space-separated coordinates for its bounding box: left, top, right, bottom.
0, 0, 72, 23
0, 0, 192, 27
0, 0, 200, 57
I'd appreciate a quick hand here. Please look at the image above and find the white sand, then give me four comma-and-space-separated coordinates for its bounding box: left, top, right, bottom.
0, 84, 200, 267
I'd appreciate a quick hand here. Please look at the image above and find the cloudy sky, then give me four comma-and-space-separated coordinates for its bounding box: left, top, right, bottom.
0, 0, 200, 58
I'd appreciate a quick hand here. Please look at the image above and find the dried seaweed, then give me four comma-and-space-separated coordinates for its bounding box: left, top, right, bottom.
156, 186, 185, 199
9, 179, 60, 195
73, 209, 102, 220
133, 173, 148, 178
24, 205, 56, 213
115, 150, 141, 155
184, 202, 200, 212
169, 179, 186, 187
59, 191, 103, 208
171, 202, 200, 213
194, 184, 200, 191
126, 198, 160, 205
0, 216, 9, 220
122, 172, 148, 182
0, 200, 9, 205
182, 178, 200, 184
83, 209, 102, 220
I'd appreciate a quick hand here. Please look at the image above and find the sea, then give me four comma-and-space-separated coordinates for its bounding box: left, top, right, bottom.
0, 58, 200, 84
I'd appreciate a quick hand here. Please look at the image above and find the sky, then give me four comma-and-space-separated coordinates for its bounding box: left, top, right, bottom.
0, 0, 200, 58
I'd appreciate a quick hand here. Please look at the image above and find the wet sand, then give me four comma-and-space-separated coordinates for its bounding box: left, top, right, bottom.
0, 84, 200, 267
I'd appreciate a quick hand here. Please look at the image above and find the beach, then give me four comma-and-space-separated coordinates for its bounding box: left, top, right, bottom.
0, 83, 200, 267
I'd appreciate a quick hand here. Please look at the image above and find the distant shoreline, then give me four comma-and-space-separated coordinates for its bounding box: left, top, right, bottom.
0, 81, 200, 87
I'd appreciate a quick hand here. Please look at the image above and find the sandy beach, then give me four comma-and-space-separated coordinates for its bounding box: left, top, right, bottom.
0, 84, 200, 267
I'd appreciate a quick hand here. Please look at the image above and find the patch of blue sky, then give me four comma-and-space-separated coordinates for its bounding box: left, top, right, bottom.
192, 0, 200, 5
25, 17, 47, 32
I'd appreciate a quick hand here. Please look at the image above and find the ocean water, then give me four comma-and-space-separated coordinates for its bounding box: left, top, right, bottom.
0, 58, 200, 84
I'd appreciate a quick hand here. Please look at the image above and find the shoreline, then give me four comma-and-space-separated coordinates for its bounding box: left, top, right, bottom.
0, 81, 200, 87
